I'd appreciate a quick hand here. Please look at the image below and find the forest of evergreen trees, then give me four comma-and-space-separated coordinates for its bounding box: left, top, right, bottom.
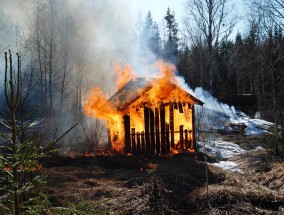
134, 0, 284, 149
136, 1, 284, 134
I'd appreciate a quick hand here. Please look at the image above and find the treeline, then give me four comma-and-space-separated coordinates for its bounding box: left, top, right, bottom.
138, 4, 283, 122
179, 26, 284, 122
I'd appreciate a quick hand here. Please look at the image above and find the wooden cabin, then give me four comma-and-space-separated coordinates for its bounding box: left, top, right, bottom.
108, 77, 203, 157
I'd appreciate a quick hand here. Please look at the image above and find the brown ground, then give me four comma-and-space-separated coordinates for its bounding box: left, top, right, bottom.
41, 134, 284, 214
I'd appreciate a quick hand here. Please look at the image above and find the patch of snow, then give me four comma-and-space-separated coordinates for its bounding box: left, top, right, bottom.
254, 146, 265, 151
230, 116, 273, 136
212, 161, 243, 173
245, 126, 266, 135
245, 119, 273, 135
198, 140, 248, 173
197, 140, 246, 160
249, 119, 274, 128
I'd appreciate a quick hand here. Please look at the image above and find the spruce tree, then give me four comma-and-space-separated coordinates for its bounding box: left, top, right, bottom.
0, 51, 78, 214
140, 11, 161, 58
163, 8, 179, 64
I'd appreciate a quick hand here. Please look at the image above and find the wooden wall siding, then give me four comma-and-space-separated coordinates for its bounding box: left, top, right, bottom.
124, 115, 131, 154
160, 104, 166, 154
144, 107, 150, 157
150, 109, 155, 156
166, 123, 170, 152
192, 105, 196, 151
131, 128, 136, 154
141, 131, 145, 156
124, 103, 194, 157
170, 104, 175, 148
155, 107, 160, 156
179, 125, 184, 149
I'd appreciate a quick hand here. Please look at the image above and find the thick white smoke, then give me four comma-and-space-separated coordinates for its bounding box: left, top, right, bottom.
176, 76, 244, 129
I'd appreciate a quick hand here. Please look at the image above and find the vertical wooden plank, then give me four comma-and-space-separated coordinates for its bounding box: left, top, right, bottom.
189, 131, 193, 149
150, 109, 155, 156
169, 104, 174, 149
192, 105, 196, 151
179, 125, 184, 149
144, 107, 150, 158
174, 101, 178, 109
188, 102, 192, 109
178, 102, 183, 113
141, 131, 145, 156
137, 132, 141, 154
123, 115, 131, 154
185, 129, 189, 149
166, 123, 170, 152
155, 107, 160, 155
131, 128, 136, 154
160, 103, 166, 154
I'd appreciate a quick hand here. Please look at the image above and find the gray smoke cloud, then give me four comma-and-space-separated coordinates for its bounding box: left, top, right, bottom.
0, 0, 142, 92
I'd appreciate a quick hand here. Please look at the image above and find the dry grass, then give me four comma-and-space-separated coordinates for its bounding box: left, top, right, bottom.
40, 154, 223, 214
188, 146, 284, 214
40, 135, 284, 214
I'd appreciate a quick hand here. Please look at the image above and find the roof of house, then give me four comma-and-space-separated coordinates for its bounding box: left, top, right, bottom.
108, 77, 203, 111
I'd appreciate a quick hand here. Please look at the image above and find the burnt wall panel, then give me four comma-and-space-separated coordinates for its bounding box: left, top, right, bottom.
192, 106, 196, 150
185, 129, 189, 149
137, 132, 141, 154
160, 104, 166, 154
123, 115, 131, 154
155, 107, 160, 155
150, 109, 155, 156
131, 128, 136, 154
166, 123, 170, 152
141, 131, 145, 156
144, 107, 150, 158
179, 125, 184, 149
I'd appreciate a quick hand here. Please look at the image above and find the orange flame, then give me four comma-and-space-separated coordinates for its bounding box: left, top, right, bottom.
84, 60, 196, 155
114, 64, 136, 90
84, 87, 124, 152
4, 163, 42, 172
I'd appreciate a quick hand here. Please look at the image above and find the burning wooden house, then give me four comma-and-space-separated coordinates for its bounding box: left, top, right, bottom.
107, 77, 203, 157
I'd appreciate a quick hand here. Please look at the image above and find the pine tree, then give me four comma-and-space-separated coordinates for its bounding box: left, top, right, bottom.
0, 51, 78, 214
163, 8, 179, 64
229, 33, 246, 95
178, 46, 190, 83
139, 11, 161, 58
215, 40, 235, 99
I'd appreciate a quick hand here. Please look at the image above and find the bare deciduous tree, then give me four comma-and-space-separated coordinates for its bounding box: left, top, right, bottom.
249, 0, 284, 31
184, 0, 237, 92
59, 6, 74, 114
247, 0, 284, 150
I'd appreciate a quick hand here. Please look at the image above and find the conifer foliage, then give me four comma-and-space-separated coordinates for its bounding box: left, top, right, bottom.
0, 51, 77, 214
163, 8, 179, 64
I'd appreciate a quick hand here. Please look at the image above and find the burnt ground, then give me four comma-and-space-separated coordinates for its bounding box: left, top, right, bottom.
41, 134, 284, 214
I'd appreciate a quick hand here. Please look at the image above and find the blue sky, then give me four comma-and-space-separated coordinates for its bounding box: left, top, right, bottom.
130, 0, 184, 23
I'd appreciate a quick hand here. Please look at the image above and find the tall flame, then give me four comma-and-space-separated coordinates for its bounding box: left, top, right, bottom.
84, 60, 196, 154
84, 87, 124, 151
114, 64, 136, 90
